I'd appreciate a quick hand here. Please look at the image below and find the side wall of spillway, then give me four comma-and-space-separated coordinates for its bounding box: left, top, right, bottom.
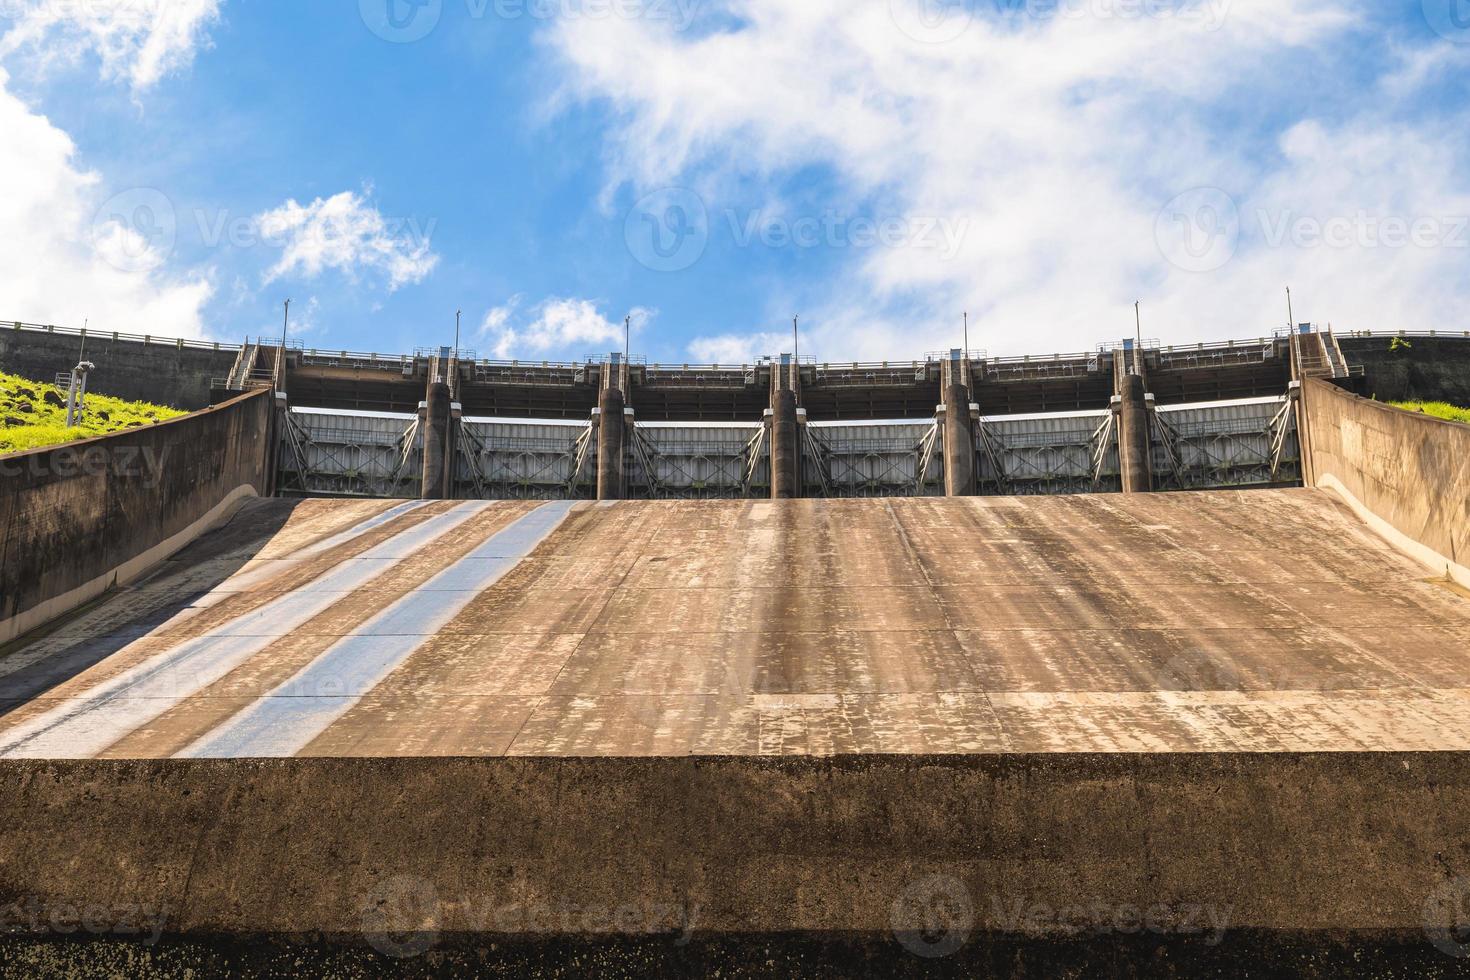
1302, 377, 1470, 589
0, 388, 275, 644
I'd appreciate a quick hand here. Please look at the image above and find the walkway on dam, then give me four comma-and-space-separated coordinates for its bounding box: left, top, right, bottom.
2, 492, 1469, 758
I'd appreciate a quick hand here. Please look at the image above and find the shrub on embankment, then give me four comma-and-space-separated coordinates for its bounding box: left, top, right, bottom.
1389, 400, 1470, 424
0, 372, 185, 454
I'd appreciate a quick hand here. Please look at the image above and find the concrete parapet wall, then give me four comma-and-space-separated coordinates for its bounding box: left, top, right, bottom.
0, 754, 1466, 944
1302, 377, 1470, 588
0, 328, 238, 411
0, 389, 273, 643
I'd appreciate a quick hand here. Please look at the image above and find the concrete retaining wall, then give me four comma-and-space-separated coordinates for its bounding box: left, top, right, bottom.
0, 328, 238, 411
0, 754, 1465, 949
0, 389, 273, 644
1302, 377, 1470, 588
1338, 334, 1470, 405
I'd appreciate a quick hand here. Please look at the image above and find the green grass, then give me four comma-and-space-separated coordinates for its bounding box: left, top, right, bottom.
0, 372, 186, 455
1390, 400, 1470, 424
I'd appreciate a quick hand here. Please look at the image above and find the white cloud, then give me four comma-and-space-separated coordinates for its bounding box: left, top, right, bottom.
0, 3, 219, 338
687, 330, 790, 365
547, 1, 1470, 359
0, 65, 213, 337
480, 297, 654, 359
255, 191, 440, 292
0, 0, 220, 92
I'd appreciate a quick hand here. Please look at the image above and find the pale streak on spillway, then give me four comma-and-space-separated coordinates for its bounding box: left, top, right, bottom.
2, 491, 1470, 759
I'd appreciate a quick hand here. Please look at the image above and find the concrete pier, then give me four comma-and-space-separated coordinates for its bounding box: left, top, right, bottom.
941, 351, 976, 497
769, 354, 802, 500
596, 354, 629, 501
1118, 373, 1152, 494
420, 381, 451, 500
596, 388, 627, 501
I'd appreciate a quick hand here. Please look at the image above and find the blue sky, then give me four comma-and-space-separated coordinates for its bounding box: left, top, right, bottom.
1, 1, 1468, 363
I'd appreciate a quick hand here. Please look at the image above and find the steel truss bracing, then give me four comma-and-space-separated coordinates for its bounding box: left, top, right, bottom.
274, 395, 1302, 500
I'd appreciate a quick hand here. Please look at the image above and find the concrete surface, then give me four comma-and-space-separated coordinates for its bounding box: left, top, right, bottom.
0, 328, 237, 410
1303, 378, 1470, 589
0, 389, 273, 644
3, 490, 1469, 759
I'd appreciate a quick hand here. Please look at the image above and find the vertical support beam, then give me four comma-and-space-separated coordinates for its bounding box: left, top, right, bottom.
941, 350, 976, 497
770, 354, 802, 500
597, 353, 628, 501
420, 380, 451, 500
1117, 373, 1153, 494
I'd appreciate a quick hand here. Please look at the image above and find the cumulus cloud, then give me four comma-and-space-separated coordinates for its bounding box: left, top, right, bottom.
255, 191, 440, 292
480, 297, 654, 359
547, 0, 1470, 359
0, 0, 220, 92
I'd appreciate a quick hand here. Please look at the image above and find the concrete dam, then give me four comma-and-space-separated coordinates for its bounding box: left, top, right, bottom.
2, 324, 1470, 973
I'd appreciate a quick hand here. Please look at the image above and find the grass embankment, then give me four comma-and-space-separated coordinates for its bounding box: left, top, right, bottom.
1390, 401, 1470, 424
0, 372, 186, 454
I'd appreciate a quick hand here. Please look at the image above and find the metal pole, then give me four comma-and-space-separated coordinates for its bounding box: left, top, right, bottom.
455, 309, 461, 355
278, 299, 291, 392
1286, 287, 1294, 330
793, 315, 799, 364
1134, 301, 1142, 348
625, 316, 631, 365
963, 311, 969, 355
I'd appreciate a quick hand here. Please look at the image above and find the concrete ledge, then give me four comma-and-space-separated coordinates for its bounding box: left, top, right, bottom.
1, 754, 1467, 944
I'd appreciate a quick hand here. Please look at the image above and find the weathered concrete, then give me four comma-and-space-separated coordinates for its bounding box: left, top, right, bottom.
941, 353, 975, 497
4, 491, 1470, 962
597, 388, 626, 501
770, 390, 801, 499
1, 753, 1469, 951
1117, 374, 1153, 494
1339, 333, 1470, 405
1302, 377, 1470, 588
0, 389, 273, 644
6, 491, 1470, 758
0, 328, 237, 410
420, 382, 451, 501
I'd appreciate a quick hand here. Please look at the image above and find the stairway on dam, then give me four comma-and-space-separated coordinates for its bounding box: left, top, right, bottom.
4, 492, 1468, 759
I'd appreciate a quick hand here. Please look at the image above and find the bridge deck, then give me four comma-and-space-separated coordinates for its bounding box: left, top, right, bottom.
2, 492, 1468, 759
